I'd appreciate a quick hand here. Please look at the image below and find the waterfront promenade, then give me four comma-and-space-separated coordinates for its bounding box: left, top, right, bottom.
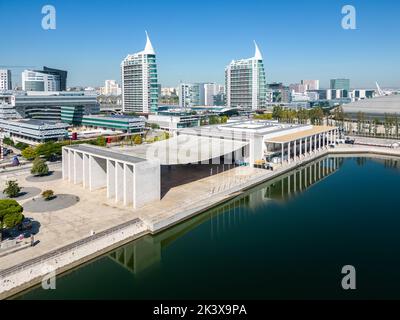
1, 142, 400, 298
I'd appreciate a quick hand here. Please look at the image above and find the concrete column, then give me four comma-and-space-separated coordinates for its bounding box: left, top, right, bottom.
74, 151, 83, 184
89, 155, 107, 191
115, 161, 124, 203
107, 159, 116, 199
318, 134, 321, 151
294, 140, 297, 162
124, 164, 134, 206
83, 153, 90, 189
281, 143, 284, 164
62, 148, 68, 180
68, 150, 74, 183
288, 142, 291, 164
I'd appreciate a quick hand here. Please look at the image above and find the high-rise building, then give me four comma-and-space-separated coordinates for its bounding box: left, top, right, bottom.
43, 66, 68, 91
0, 69, 12, 91
301, 80, 319, 91
21, 67, 67, 92
225, 41, 267, 110
204, 83, 224, 106
178, 83, 205, 108
101, 80, 121, 96
330, 78, 350, 97
289, 83, 307, 93
121, 32, 158, 113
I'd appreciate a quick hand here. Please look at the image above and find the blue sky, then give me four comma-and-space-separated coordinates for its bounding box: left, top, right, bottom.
1, 0, 399, 88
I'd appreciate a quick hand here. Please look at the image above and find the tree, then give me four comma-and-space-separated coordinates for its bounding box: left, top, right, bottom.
95, 136, 107, 147
15, 142, 29, 151
220, 115, 229, 123
208, 116, 221, 125
31, 157, 49, 176
133, 135, 142, 145
3, 137, 14, 146
21, 146, 37, 160
42, 190, 54, 201
3, 180, 21, 198
0, 199, 24, 241
35, 142, 61, 160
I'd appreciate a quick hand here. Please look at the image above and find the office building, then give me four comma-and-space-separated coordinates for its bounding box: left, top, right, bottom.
225, 41, 267, 110
101, 80, 121, 96
121, 32, 158, 113
204, 83, 224, 106
301, 80, 319, 91
330, 79, 350, 97
0, 118, 69, 144
42, 66, 68, 91
289, 83, 307, 93
179, 83, 205, 108
22, 67, 67, 92
0, 91, 99, 121
0, 69, 12, 91
80, 115, 145, 133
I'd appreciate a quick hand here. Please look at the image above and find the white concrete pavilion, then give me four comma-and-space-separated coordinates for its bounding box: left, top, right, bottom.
265, 125, 339, 164
62, 144, 160, 209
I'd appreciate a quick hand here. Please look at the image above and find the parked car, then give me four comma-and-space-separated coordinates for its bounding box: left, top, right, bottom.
345, 138, 355, 144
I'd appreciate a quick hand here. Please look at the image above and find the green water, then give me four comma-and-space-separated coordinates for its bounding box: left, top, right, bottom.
16, 156, 400, 299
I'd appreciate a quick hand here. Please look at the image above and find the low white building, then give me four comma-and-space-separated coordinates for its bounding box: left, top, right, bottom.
62, 144, 160, 209
0, 118, 69, 144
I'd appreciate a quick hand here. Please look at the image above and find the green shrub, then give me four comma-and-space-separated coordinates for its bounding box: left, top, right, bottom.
42, 190, 54, 201
3, 180, 21, 198
31, 157, 49, 176
133, 135, 142, 145
15, 142, 29, 151
3, 137, 14, 146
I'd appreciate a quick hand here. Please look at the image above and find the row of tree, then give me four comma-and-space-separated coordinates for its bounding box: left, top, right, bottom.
271, 106, 327, 125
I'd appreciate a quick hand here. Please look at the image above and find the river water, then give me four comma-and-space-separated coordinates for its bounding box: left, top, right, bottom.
16, 156, 400, 299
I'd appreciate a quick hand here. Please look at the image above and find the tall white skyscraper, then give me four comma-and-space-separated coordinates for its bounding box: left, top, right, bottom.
225, 41, 267, 110
121, 31, 158, 113
0, 69, 12, 91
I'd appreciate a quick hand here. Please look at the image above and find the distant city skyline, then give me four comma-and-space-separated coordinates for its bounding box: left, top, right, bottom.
1, 0, 399, 88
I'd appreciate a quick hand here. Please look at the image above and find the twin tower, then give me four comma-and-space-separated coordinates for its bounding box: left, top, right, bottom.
121, 32, 267, 114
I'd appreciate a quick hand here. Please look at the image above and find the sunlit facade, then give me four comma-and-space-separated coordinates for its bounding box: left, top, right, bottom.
225, 41, 267, 110
121, 32, 158, 113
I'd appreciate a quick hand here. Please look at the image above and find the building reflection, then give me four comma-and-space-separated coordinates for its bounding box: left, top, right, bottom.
108, 156, 343, 274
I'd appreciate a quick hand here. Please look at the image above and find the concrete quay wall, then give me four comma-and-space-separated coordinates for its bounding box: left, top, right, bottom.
0, 218, 147, 299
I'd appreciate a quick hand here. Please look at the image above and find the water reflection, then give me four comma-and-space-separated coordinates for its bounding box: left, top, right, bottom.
108, 156, 344, 274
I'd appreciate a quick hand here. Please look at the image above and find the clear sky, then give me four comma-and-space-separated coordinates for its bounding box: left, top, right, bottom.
1, 0, 399, 88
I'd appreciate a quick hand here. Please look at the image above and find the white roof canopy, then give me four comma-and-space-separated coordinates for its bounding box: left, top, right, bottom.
113, 135, 248, 165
